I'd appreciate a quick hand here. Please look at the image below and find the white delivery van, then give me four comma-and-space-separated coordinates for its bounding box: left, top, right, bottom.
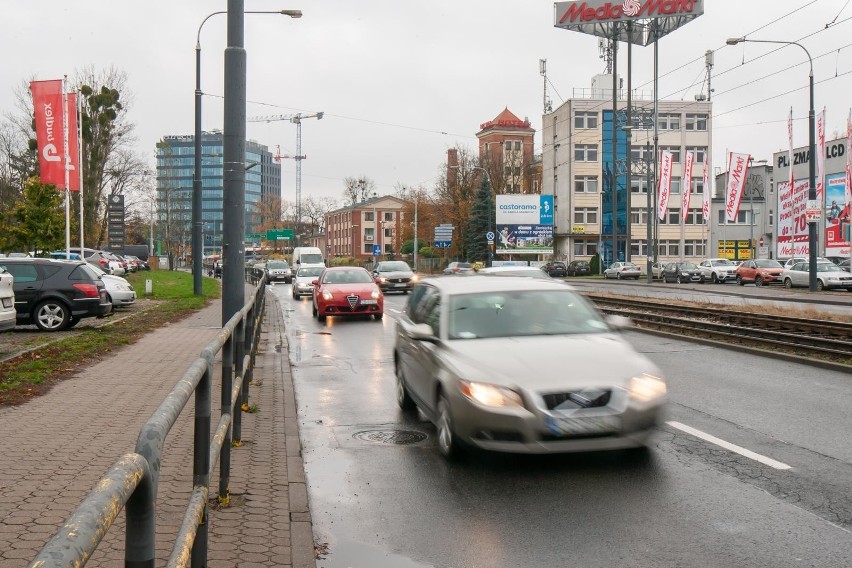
292, 247, 325, 269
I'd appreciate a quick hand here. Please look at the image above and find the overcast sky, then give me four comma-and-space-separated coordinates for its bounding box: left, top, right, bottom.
3, 0, 850, 204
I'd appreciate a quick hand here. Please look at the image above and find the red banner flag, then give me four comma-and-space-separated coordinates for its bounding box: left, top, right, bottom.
657, 150, 674, 220
681, 150, 695, 217
30, 80, 79, 191
725, 152, 751, 222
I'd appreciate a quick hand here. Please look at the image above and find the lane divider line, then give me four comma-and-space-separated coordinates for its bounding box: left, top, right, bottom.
666, 421, 792, 471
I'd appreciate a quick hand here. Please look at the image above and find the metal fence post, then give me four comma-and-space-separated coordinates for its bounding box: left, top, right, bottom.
220, 333, 234, 502
190, 353, 212, 567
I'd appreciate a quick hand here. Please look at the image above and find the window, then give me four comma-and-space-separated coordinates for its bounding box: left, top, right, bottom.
685, 208, 702, 224
384, 228, 393, 238
684, 240, 706, 256
685, 114, 708, 131
685, 146, 708, 163
658, 240, 680, 256
575, 176, 598, 193
575, 144, 598, 162
631, 178, 650, 194
504, 140, 521, 151
717, 209, 748, 224
670, 179, 681, 194
365, 228, 375, 241
691, 178, 705, 194
384, 212, 394, 222
660, 146, 681, 163
658, 113, 681, 130
363, 243, 375, 254
630, 208, 649, 224
575, 111, 599, 129
364, 212, 374, 221
660, 209, 680, 224
630, 145, 653, 162
573, 207, 598, 224
573, 239, 598, 256
630, 240, 649, 256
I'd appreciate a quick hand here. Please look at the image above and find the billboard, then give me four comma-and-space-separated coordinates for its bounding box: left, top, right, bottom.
496, 195, 553, 254
776, 179, 810, 258
825, 172, 850, 257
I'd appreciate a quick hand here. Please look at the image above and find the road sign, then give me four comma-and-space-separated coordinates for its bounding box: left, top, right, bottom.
758, 237, 764, 247
434, 241, 452, 248
486, 231, 495, 241
806, 200, 821, 223
266, 228, 294, 240
246, 233, 263, 240
373, 244, 382, 256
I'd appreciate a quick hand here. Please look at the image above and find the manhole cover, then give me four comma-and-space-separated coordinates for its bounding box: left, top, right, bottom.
353, 429, 428, 445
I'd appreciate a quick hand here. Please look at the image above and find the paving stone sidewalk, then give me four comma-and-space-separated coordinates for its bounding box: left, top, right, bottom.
0, 292, 314, 567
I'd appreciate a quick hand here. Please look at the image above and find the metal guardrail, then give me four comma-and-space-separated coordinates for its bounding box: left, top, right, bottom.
29, 274, 267, 568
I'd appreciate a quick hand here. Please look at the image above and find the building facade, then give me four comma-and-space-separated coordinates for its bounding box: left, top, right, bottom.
710, 162, 774, 261
476, 108, 538, 194
325, 195, 407, 261
155, 132, 280, 256
542, 75, 712, 268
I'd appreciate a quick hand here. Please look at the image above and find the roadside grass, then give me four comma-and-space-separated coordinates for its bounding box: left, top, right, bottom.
0, 271, 221, 406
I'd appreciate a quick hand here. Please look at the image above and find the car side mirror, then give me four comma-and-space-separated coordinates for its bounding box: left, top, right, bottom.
311, 279, 319, 286
375, 278, 382, 284
409, 322, 438, 342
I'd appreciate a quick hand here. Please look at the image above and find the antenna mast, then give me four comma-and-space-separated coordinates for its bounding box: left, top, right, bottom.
539, 59, 553, 114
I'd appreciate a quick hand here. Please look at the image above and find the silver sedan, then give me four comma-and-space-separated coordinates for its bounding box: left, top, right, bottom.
603, 261, 642, 280
393, 276, 667, 459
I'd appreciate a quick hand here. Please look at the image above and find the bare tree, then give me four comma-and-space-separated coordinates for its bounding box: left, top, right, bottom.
343, 175, 377, 205
301, 195, 339, 236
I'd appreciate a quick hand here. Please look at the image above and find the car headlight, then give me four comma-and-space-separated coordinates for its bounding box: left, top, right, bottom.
378, 277, 387, 283
629, 374, 667, 402
371, 287, 381, 300
322, 290, 334, 300
411, 274, 418, 282
459, 380, 523, 408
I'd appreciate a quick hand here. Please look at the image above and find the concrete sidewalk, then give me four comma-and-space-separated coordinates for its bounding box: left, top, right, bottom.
0, 292, 314, 567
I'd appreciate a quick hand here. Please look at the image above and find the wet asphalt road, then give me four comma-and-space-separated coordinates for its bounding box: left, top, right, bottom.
273, 280, 852, 568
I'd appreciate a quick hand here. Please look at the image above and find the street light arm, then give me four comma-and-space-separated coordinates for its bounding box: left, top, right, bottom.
725, 37, 813, 72
197, 10, 302, 48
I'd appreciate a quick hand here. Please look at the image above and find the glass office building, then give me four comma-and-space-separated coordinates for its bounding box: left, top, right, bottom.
156, 132, 281, 256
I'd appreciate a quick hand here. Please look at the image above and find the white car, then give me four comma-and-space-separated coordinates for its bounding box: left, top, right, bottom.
697, 258, 738, 284
603, 262, 641, 280
782, 261, 852, 292
782, 256, 829, 269
0, 266, 15, 331
291, 265, 324, 299
88, 264, 136, 306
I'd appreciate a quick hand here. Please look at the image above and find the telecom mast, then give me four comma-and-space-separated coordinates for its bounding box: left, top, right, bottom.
539, 59, 553, 114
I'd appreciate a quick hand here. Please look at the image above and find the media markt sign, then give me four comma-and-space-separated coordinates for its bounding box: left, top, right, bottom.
554, 0, 704, 45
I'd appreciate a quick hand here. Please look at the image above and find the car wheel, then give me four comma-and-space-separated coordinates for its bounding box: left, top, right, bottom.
105, 293, 113, 305
816, 280, 825, 292
616, 272, 622, 280
34, 300, 71, 331
712, 273, 719, 284
736, 275, 744, 286
755, 276, 763, 287
436, 394, 463, 460
375, 312, 384, 320
312, 301, 318, 318
784, 278, 793, 289
394, 358, 416, 411
677, 275, 684, 284
318, 312, 327, 322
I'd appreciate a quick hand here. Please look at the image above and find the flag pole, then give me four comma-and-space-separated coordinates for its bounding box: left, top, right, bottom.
63, 76, 71, 259
77, 88, 84, 257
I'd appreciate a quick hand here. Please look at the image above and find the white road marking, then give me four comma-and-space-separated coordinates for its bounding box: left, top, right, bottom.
666, 421, 792, 470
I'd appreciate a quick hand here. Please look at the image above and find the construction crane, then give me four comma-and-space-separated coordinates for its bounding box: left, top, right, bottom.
247, 112, 324, 246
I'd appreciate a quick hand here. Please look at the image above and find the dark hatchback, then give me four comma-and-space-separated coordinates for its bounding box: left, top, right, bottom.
0, 258, 112, 331
541, 261, 567, 277
566, 260, 592, 276
373, 261, 416, 293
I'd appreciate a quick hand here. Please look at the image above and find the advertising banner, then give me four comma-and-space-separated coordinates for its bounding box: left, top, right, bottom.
701, 158, 710, 221
29, 80, 79, 190
817, 108, 826, 203
681, 150, 695, 216
725, 152, 751, 222
495, 195, 554, 254
825, 172, 850, 257
657, 150, 673, 220
776, 179, 810, 258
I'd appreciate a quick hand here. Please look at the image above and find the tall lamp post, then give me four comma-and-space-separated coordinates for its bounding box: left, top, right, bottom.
726, 37, 817, 291
193, 8, 301, 296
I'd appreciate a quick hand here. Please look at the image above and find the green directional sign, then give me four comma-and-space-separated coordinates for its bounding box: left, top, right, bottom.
245, 233, 263, 241
266, 228, 294, 240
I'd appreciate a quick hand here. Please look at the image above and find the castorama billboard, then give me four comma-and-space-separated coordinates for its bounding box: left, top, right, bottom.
496, 195, 554, 254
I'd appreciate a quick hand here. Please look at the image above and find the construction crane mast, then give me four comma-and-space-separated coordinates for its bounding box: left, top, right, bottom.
247, 111, 324, 245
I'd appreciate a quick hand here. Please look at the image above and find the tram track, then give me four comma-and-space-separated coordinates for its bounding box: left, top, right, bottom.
583, 293, 852, 371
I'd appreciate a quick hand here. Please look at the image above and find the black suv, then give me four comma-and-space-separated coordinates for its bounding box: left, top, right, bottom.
541, 261, 567, 277
566, 260, 592, 276
0, 258, 112, 331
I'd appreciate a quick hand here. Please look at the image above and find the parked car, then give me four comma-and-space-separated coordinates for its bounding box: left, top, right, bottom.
783, 261, 852, 291
603, 262, 641, 280
373, 261, 417, 293
736, 259, 785, 286
541, 261, 567, 277
839, 259, 851, 272
0, 258, 112, 331
292, 265, 325, 299
393, 275, 667, 459
0, 265, 15, 332
823, 256, 847, 266
660, 262, 704, 284
478, 266, 553, 279
566, 260, 592, 277
125, 255, 150, 271
650, 262, 666, 280
697, 258, 738, 284
443, 262, 473, 275
86, 251, 125, 276
265, 259, 292, 284
86, 263, 136, 307
312, 266, 384, 321
782, 256, 829, 269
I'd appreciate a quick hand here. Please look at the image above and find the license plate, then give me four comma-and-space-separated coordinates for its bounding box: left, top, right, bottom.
1, 298, 11, 308
394, 283, 406, 287
546, 414, 619, 436
360, 299, 378, 305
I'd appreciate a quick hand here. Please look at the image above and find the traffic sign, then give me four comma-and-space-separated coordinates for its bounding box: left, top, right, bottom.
486, 231, 495, 241
246, 233, 263, 240
266, 228, 294, 240
373, 244, 382, 256
434, 241, 452, 248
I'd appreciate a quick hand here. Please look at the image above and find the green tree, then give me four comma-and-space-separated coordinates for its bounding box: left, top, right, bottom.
1, 177, 64, 254
464, 175, 493, 264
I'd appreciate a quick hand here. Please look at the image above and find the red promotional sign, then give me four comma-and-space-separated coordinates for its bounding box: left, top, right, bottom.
725, 152, 751, 222
30, 80, 79, 191
657, 150, 673, 220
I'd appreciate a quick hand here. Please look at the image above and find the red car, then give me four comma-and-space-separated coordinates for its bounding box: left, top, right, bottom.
311, 266, 384, 321
735, 259, 785, 286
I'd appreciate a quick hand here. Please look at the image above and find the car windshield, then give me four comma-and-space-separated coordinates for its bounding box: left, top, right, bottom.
267, 261, 288, 269
713, 259, 734, 265
817, 263, 844, 272
755, 260, 783, 268
378, 262, 411, 272
300, 254, 324, 264
322, 270, 374, 284
448, 290, 609, 339
479, 268, 552, 279
678, 263, 698, 269
298, 267, 324, 278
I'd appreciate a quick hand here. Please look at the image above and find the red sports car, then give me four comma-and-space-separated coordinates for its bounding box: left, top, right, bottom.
312, 266, 384, 321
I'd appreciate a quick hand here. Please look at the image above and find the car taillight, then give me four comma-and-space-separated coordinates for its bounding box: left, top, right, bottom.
73, 283, 101, 298
99, 259, 108, 266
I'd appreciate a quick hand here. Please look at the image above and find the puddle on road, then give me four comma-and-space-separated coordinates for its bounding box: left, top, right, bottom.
317, 537, 434, 568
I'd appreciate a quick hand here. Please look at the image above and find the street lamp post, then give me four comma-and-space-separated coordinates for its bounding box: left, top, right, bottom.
194, 8, 301, 296
726, 37, 817, 291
